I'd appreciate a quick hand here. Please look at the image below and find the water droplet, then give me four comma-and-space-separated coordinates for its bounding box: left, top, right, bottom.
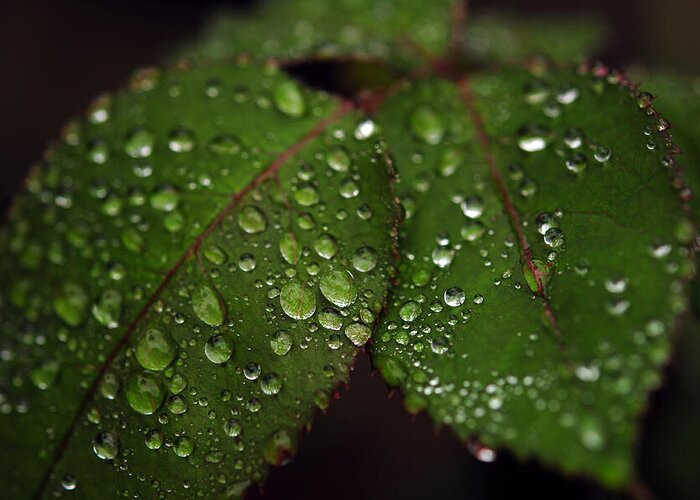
604, 276, 628, 294
208, 134, 242, 155
244, 362, 262, 380
92, 431, 120, 460
580, 418, 605, 451
354, 119, 378, 140
352, 246, 378, 273
461, 196, 484, 218
438, 148, 464, 177
326, 147, 351, 172
457, 220, 484, 242
565, 152, 588, 174
319, 270, 356, 308
135, 328, 176, 371
192, 284, 225, 326
345, 322, 371, 346
125, 127, 155, 158
168, 128, 196, 152
238, 253, 257, 272
260, 372, 282, 395
535, 212, 557, 235
399, 301, 422, 322
318, 307, 343, 331
274, 80, 306, 117
92, 289, 122, 329
339, 178, 360, 198
295, 183, 320, 206
409, 105, 445, 145
205, 334, 234, 364
238, 206, 267, 234
174, 436, 194, 457
61, 475, 78, 491
203, 244, 228, 265
432, 246, 455, 268
270, 329, 292, 356
279, 232, 299, 264
444, 287, 465, 307
517, 123, 551, 152
224, 419, 242, 437
280, 279, 316, 320
145, 428, 164, 450
543, 228, 565, 248
126, 372, 164, 415
53, 282, 88, 326
150, 185, 180, 212
314, 233, 339, 259
30, 360, 60, 390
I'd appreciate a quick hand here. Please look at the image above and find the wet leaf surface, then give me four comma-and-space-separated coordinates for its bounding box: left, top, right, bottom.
372, 65, 692, 488
0, 59, 398, 497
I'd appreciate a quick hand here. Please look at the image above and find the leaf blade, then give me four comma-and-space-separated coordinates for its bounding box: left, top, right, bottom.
372, 66, 691, 487
0, 60, 398, 498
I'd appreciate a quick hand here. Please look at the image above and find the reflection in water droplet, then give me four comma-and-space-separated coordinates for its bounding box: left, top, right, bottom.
205, 334, 234, 364
93, 431, 120, 460
192, 284, 225, 326
280, 279, 316, 320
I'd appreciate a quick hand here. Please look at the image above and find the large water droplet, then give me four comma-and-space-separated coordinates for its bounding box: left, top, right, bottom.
192, 284, 225, 326
274, 80, 306, 117
134, 328, 176, 371
92, 289, 122, 329
126, 372, 164, 415
93, 431, 120, 460
238, 206, 267, 234
205, 334, 234, 364
517, 123, 551, 152
409, 105, 445, 145
319, 269, 356, 308
345, 322, 371, 346
280, 279, 316, 320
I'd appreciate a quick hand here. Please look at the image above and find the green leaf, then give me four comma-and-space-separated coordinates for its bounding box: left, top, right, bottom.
0, 59, 398, 497
462, 11, 606, 64
175, 0, 456, 68
371, 65, 692, 488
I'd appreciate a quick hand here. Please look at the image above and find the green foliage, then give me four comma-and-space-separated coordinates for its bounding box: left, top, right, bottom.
0, 0, 697, 498
372, 67, 691, 488
0, 60, 398, 497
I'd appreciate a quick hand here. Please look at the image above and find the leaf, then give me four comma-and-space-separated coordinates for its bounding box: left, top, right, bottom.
462, 11, 606, 64
371, 64, 693, 488
175, 0, 457, 68
0, 59, 398, 497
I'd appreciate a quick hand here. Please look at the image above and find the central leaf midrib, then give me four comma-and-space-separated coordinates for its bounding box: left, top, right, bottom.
457, 75, 562, 339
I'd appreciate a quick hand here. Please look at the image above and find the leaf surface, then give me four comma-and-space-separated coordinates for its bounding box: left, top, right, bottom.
371, 65, 692, 487
462, 11, 606, 64
175, 0, 457, 68
0, 59, 398, 497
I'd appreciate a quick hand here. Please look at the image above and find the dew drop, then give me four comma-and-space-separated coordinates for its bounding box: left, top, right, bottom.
280, 279, 316, 320
205, 334, 234, 364
192, 284, 225, 326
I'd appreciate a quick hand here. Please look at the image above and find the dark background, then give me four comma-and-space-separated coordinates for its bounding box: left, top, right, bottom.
1, 0, 699, 498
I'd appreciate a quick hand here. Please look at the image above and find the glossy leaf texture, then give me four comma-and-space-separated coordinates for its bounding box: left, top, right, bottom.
175, 0, 457, 68
460, 11, 606, 65
371, 64, 693, 488
0, 59, 398, 498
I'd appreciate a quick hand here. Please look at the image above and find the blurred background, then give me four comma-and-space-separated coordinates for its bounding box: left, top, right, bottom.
1, 0, 699, 498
